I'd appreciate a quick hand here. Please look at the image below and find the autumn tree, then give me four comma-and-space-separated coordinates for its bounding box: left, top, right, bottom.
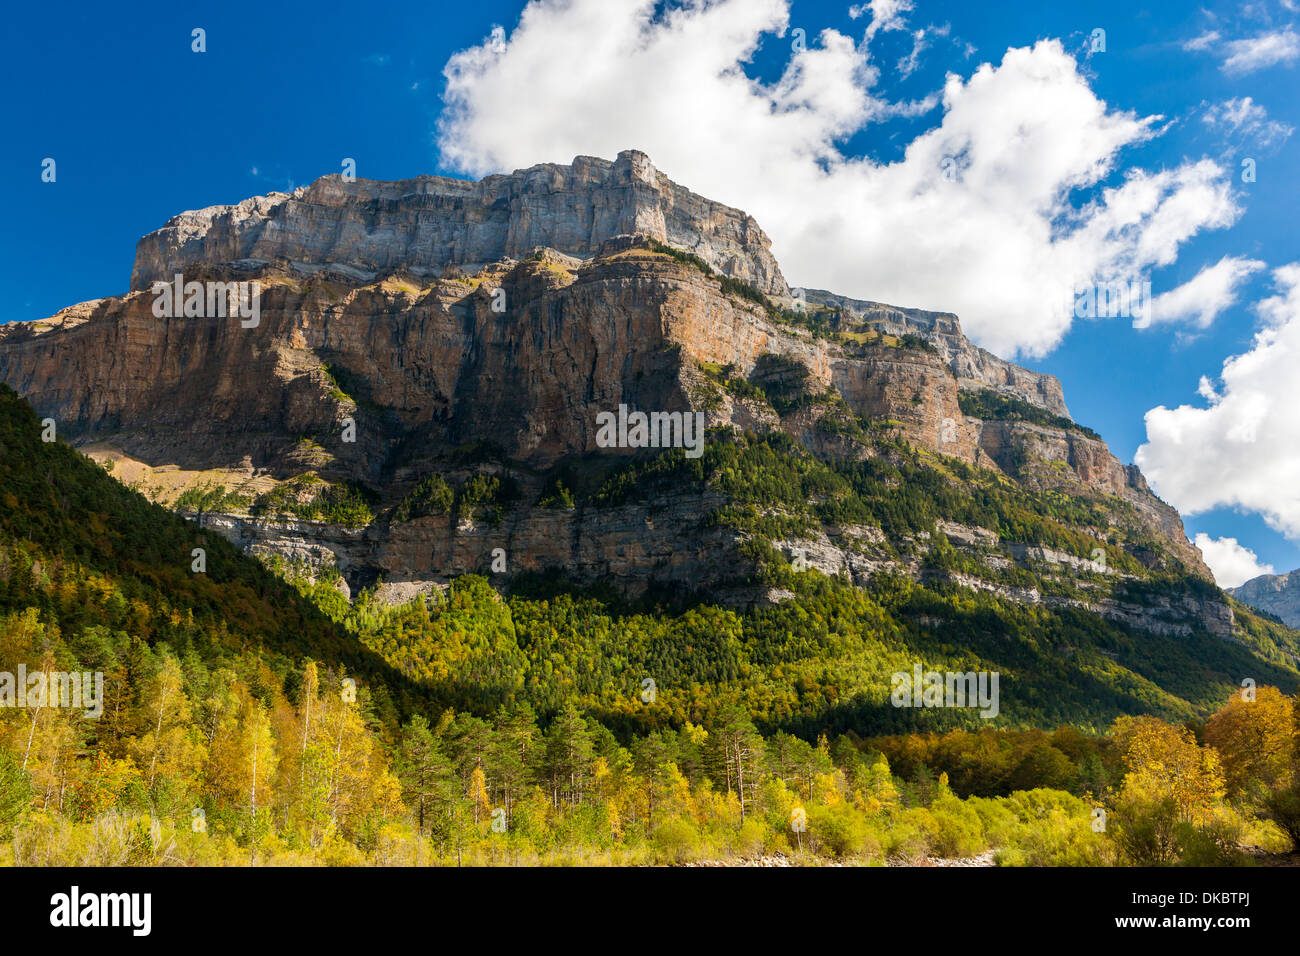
128, 650, 204, 809
1112, 715, 1224, 824
711, 706, 765, 822
1204, 687, 1296, 798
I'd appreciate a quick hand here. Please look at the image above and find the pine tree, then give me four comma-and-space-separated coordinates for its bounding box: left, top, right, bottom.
397, 714, 454, 831
543, 702, 594, 807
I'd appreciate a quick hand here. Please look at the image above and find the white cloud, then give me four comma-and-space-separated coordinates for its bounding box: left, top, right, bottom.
898, 27, 928, 77
1138, 255, 1266, 330
1193, 534, 1275, 588
438, 0, 1241, 358
1221, 28, 1300, 73
1183, 26, 1300, 74
858, 0, 913, 40
897, 23, 950, 78
1137, 264, 1300, 538
1202, 96, 1294, 151
1205, 96, 1270, 132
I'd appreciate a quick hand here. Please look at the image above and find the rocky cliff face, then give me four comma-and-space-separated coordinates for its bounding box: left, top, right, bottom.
0, 150, 1223, 633
131, 150, 788, 299
1230, 570, 1300, 628
802, 290, 1069, 417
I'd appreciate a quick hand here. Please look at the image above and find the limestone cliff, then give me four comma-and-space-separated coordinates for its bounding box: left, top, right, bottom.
131, 150, 788, 299
801, 290, 1069, 417
1230, 570, 1300, 628
0, 150, 1222, 635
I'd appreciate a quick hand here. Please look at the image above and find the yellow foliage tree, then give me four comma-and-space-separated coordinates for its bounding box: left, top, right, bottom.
1203, 687, 1296, 797
1112, 715, 1224, 824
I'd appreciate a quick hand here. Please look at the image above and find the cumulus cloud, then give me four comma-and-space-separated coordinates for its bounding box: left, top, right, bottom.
1138, 255, 1266, 330
1137, 264, 1300, 538
1193, 534, 1275, 588
438, 0, 1241, 358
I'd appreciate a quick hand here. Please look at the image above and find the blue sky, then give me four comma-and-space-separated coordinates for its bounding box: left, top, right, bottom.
3, 0, 1299, 583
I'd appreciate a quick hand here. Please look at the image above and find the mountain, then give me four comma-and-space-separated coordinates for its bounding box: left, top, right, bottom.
1230, 570, 1300, 628
1, 148, 1296, 730
0, 380, 415, 715
130, 150, 788, 298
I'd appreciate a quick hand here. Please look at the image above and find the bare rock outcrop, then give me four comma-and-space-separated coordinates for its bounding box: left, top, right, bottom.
1230, 570, 1300, 627
131, 150, 788, 299
802, 290, 1069, 416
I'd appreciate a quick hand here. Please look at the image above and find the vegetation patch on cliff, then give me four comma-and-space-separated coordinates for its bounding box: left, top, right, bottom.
959, 388, 1101, 441
251, 474, 376, 528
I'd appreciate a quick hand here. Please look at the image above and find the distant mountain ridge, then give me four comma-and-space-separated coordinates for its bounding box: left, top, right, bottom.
1230, 570, 1300, 628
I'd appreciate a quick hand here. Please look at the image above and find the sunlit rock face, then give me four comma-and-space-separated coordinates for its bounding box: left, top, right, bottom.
0, 150, 1213, 616
130, 149, 789, 299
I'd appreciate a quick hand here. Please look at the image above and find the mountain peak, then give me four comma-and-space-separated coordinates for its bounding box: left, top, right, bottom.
130, 150, 789, 299
1230, 569, 1300, 627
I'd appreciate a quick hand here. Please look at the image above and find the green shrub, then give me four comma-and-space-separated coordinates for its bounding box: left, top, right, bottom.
652, 818, 702, 864
537, 479, 576, 510
927, 795, 987, 858
1111, 795, 1180, 865
1175, 814, 1247, 866
887, 808, 937, 862
808, 803, 872, 859
458, 473, 518, 523
0, 750, 31, 838
175, 482, 251, 514
393, 475, 454, 522
1264, 785, 1300, 850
